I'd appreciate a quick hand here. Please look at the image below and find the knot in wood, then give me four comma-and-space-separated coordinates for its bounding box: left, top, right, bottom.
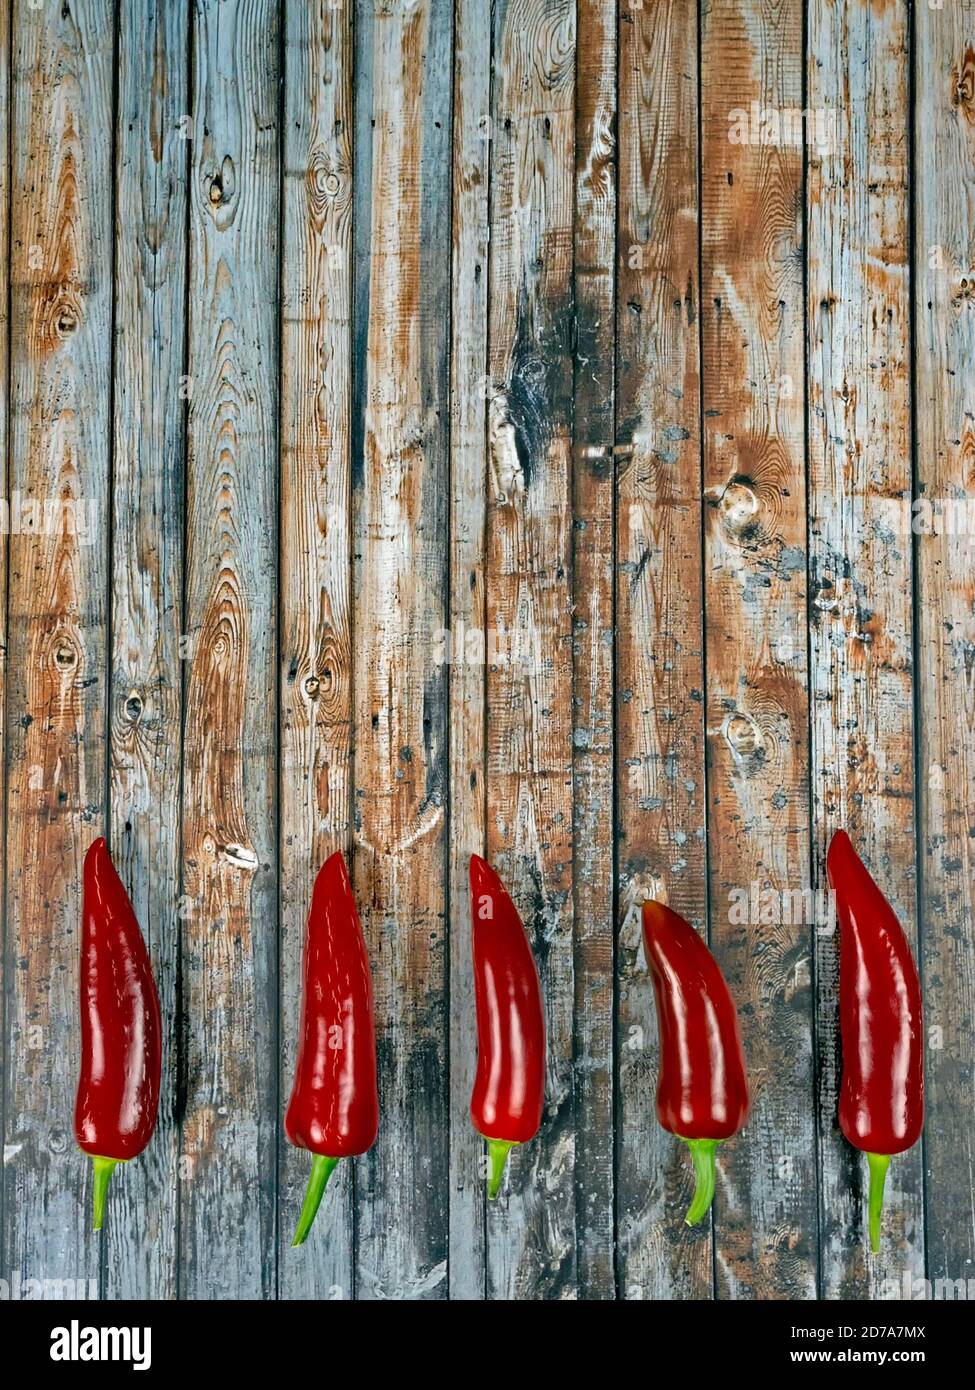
952, 276, 974, 310
322, 169, 341, 197
719, 479, 760, 539
725, 711, 763, 758
53, 641, 79, 672
48, 1128, 69, 1155
55, 303, 80, 337
124, 689, 145, 723
952, 48, 975, 113
206, 155, 236, 223
308, 150, 342, 208
302, 674, 321, 700
222, 843, 258, 871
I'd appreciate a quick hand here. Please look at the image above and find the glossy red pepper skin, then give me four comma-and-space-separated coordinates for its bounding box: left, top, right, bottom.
285, 850, 378, 1245
74, 837, 162, 1230
469, 855, 545, 1198
827, 830, 923, 1252
642, 900, 749, 1225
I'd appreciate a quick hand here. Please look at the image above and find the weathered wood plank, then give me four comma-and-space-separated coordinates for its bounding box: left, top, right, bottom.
486, 0, 576, 1300
106, 0, 189, 1301
615, 0, 709, 1301
351, 0, 452, 1301
2, 0, 114, 1290
0, 0, 10, 1262
572, 0, 616, 1301
915, 0, 975, 1289
278, 0, 355, 1301
700, 0, 816, 1300
180, 0, 280, 1300
807, 0, 921, 1298
447, 0, 490, 1302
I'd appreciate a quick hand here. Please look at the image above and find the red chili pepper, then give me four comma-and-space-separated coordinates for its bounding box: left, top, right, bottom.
826, 830, 924, 1253
642, 900, 749, 1225
469, 855, 545, 1199
285, 850, 379, 1246
74, 837, 162, 1231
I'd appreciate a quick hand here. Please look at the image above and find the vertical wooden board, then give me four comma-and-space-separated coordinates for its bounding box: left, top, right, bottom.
2, 0, 114, 1287
915, 0, 975, 1288
278, 0, 355, 1300
0, 0, 9, 1255
447, 0, 490, 1302
572, 0, 616, 1301
352, 0, 452, 1301
486, 0, 577, 1300
106, 0, 189, 1301
615, 0, 709, 1301
180, 0, 279, 1300
700, 0, 816, 1299
807, 0, 921, 1297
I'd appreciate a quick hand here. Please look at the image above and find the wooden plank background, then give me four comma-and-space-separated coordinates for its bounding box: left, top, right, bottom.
1, 0, 973, 1301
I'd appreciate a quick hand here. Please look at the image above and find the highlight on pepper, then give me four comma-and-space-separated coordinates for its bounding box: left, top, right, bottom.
74, 837, 162, 1232
469, 855, 546, 1200
642, 900, 749, 1227
284, 850, 379, 1247
826, 830, 924, 1255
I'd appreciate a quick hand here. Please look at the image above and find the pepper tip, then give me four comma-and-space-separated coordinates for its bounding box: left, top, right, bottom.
85, 836, 109, 868
468, 853, 491, 894
825, 828, 856, 886
318, 849, 350, 888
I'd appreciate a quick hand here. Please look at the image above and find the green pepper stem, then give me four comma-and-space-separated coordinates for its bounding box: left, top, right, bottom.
682, 1138, 721, 1226
91, 1155, 120, 1232
866, 1152, 892, 1255
291, 1153, 340, 1247
486, 1139, 517, 1200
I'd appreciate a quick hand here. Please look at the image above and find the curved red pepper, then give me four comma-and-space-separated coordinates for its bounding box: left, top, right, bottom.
285, 850, 379, 1246
469, 855, 545, 1199
642, 900, 749, 1225
74, 837, 162, 1231
827, 830, 924, 1253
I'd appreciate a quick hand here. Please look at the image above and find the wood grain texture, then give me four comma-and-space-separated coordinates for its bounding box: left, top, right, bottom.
2, 0, 114, 1289
447, 0, 490, 1302
351, 0, 452, 1301
486, 0, 577, 1301
278, 0, 355, 1301
106, 0, 189, 1301
615, 0, 709, 1302
915, 0, 975, 1289
2, 0, 974, 1304
0, 0, 8, 1267
807, 0, 921, 1299
180, 0, 280, 1300
0, 0, 9, 1261
700, 0, 816, 1300
572, 0, 616, 1301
